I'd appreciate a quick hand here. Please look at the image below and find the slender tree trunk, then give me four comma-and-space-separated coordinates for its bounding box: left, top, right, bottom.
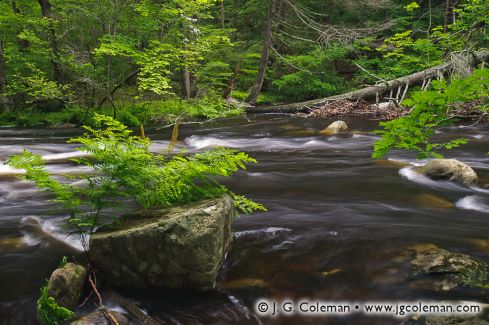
183, 64, 191, 100
223, 61, 241, 99
324, 0, 333, 24
246, 0, 276, 105
220, 0, 225, 28
37, 0, 63, 83
275, 0, 287, 53
0, 40, 8, 112
444, 0, 459, 32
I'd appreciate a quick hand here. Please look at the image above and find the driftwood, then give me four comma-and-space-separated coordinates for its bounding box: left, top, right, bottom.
247, 50, 489, 114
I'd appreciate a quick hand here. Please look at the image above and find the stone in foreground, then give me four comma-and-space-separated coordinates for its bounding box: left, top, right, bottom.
319, 120, 348, 135
70, 311, 128, 325
89, 196, 234, 289
47, 263, 87, 309
409, 243, 488, 290
415, 159, 478, 186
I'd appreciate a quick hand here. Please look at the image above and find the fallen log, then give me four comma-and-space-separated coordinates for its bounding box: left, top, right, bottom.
247, 50, 489, 114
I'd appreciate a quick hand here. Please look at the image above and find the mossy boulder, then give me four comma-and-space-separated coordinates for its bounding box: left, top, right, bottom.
47, 263, 87, 310
415, 159, 478, 186
409, 243, 488, 290
89, 196, 235, 290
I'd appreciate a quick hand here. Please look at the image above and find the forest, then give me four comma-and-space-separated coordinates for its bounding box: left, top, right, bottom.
0, 0, 489, 324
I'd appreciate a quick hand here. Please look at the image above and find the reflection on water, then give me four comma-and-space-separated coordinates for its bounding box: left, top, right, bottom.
0, 115, 488, 324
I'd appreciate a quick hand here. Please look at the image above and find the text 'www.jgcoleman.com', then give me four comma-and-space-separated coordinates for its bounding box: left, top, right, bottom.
254, 300, 483, 318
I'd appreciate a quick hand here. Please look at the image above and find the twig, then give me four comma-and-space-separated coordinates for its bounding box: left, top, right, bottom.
88, 274, 103, 306
355, 63, 387, 84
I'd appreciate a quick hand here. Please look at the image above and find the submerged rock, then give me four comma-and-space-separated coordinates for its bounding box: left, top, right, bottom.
223, 278, 270, 290
47, 263, 87, 309
89, 196, 235, 289
70, 311, 128, 325
409, 243, 488, 290
424, 315, 489, 325
373, 159, 412, 168
468, 239, 489, 253
319, 120, 349, 135
415, 193, 455, 209
415, 159, 478, 186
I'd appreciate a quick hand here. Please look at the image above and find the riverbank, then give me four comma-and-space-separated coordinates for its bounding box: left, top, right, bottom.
0, 97, 244, 128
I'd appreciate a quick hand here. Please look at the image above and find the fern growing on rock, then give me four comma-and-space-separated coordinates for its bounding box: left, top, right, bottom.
7, 114, 266, 250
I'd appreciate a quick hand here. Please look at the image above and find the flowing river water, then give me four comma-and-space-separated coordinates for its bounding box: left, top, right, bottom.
0, 115, 488, 325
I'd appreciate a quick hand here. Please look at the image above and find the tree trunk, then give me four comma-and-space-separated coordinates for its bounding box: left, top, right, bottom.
444, 0, 459, 32
220, 0, 225, 28
222, 61, 241, 99
275, 0, 287, 53
245, 0, 276, 105
0, 40, 8, 111
247, 50, 489, 113
37, 0, 63, 83
324, 0, 333, 24
183, 65, 191, 100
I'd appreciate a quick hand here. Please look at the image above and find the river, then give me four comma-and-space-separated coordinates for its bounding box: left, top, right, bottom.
0, 115, 488, 324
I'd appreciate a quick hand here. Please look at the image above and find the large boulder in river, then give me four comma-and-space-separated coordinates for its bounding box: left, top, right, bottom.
415, 159, 478, 186
47, 263, 87, 309
319, 120, 348, 135
89, 196, 235, 290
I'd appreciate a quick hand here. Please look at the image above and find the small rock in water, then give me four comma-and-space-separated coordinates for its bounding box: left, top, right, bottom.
414, 193, 454, 209
319, 120, 348, 135
415, 159, 478, 186
47, 263, 87, 309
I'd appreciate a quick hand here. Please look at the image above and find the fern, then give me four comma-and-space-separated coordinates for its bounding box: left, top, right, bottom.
7, 114, 266, 247
37, 283, 76, 325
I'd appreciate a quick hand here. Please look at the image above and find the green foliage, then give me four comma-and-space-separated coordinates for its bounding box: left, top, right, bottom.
460, 262, 489, 289
404, 2, 420, 12
37, 284, 76, 325
7, 115, 265, 249
58, 256, 68, 268
7, 65, 71, 102
373, 68, 489, 159
70, 114, 266, 211
0, 96, 243, 127
271, 47, 351, 101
